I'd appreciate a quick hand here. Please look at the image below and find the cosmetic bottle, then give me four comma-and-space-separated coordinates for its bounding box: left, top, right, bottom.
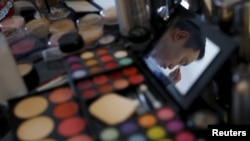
0, 33, 28, 106
231, 63, 250, 124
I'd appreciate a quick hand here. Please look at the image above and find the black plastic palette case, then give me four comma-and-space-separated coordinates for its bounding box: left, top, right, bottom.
7, 46, 197, 141
7, 83, 93, 141
63, 46, 197, 141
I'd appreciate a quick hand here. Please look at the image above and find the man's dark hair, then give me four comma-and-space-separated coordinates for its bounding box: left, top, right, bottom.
173, 19, 206, 60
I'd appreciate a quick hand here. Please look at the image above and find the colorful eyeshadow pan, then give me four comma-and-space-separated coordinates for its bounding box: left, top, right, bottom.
14, 96, 48, 119
120, 121, 138, 134
100, 127, 119, 141
166, 119, 184, 133
146, 126, 166, 140
49, 87, 73, 103
66, 56, 80, 64
77, 80, 92, 90
113, 79, 129, 90
122, 67, 138, 76
96, 48, 108, 55
104, 61, 118, 69
157, 107, 175, 121
70, 62, 82, 71
67, 134, 94, 141
128, 74, 144, 85
127, 134, 147, 141
114, 50, 128, 58
72, 70, 87, 79
138, 114, 157, 128
85, 59, 98, 66
89, 66, 101, 74
58, 117, 86, 137
98, 84, 113, 94
175, 131, 195, 141
92, 75, 108, 85
100, 54, 113, 62
119, 57, 133, 65
82, 89, 97, 99
108, 71, 122, 80
53, 101, 79, 119
17, 116, 54, 141
81, 51, 95, 60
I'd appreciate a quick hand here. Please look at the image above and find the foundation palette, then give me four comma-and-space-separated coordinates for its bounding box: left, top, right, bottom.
7, 84, 94, 141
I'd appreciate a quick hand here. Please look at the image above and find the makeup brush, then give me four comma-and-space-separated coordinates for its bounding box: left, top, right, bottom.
139, 84, 162, 109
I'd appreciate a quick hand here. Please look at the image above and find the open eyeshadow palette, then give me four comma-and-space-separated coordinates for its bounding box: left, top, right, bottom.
6, 45, 197, 141
7, 83, 94, 141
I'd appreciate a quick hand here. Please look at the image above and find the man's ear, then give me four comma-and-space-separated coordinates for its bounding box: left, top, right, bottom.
172, 30, 189, 43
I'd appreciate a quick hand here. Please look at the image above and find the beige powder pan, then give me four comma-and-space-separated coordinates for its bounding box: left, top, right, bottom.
17, 116, 54, 141
14, 96, 48, 119
89, 93, 138, 125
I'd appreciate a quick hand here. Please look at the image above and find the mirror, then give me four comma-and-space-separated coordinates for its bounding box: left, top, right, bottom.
142, 4, 237, 109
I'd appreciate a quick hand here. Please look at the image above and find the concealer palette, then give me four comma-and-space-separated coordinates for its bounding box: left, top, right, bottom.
7, 84, 95, 141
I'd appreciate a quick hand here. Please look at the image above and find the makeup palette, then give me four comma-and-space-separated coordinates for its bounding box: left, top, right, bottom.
65, 47, 134, 80
9, 35, 47, 61
62, 45, 196, 140
85, 93, 195, 141
7, 84, 94, 141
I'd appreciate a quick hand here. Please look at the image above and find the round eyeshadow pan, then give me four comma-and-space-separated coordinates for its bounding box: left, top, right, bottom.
67, 134, 94, 141
175, 131, 195, 141
70, 62, 82, 71
72, 70, 87, 79
17, 116, 54, 141
127, 134, 147, 141
82, 89, 97, 100
85, 59, 98, 67
92, 75, 108, 85
104, 61, 118, 69
14, 96, 48, 119
128, 74, 144, 85
146, 126, 166, 140
81, 51, 95, 60
100, 127, 120, 141
49, 87, 73, 103
108, 71, 122, 80
96, 48, 108, 55
89, 66, 101, 74
98, 84, 113, 94
53, 101, 79, 119
114, 50, 128, 58
119, 57, 133, 66
58, 117, 86, 137
122, 67, 138, 76
138, 114, 157, 128
66, 56, 80, 64
100, 54, 113, 63
113, 79, 129, 90
77, 80, 93, 90
120, 121, 138, 134
166, 119, 184, 133
157, 107, 175, 121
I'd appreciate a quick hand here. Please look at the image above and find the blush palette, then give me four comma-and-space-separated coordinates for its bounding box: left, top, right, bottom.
7, 84, 94, 141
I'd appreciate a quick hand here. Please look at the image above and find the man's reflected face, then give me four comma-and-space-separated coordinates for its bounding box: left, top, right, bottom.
151, 28, 200, 69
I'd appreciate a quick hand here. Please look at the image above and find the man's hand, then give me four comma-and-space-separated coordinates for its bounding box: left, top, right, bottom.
169, 67, 181, 83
